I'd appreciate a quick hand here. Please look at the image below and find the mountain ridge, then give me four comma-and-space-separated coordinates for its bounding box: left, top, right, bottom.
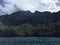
0, 11, 60, 26
0, 11, 60, 37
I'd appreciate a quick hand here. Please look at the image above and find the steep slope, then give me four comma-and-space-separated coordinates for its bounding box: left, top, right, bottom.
0, 11, 60, 37
0, 11, 60, 26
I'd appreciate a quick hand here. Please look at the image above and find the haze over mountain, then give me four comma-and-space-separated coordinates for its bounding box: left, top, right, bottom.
0, 0, 60, 15
0, 0, 60, 37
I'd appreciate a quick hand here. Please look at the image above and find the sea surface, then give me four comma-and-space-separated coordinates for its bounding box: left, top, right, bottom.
0, 37, 60, 45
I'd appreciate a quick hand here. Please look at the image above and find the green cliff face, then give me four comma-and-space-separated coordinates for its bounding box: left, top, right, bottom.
0, 11, 60, 37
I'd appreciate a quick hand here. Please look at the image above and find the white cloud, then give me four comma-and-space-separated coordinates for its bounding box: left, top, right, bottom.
0, 0, 60, 15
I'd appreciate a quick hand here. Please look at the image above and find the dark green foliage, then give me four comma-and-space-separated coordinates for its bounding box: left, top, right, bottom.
0, 22, 59, 37
0, 11, 60, 37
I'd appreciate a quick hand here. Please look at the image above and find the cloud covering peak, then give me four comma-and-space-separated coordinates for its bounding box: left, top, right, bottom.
0, 0, 60, 15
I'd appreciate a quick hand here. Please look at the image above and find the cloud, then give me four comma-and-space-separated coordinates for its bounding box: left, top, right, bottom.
0, 0, 60, 15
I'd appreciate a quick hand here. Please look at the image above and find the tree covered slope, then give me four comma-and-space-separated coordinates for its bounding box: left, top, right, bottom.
0, 11, 60, 37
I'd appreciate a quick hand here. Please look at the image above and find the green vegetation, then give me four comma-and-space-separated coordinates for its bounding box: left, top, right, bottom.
0, 11, 60, 37
0, 22, 59, 37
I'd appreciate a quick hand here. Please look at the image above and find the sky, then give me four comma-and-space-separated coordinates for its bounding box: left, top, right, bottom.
0, 0, 60, 15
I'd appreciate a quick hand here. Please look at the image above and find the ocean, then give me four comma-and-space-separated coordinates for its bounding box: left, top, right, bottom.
0, 37, 60, 45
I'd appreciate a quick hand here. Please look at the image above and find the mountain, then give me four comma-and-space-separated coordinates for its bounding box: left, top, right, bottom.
0, 11, 60, 37
0, 11, 60, 26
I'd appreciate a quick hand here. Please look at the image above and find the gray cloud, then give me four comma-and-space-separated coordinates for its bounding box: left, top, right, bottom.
0, 0, 60, 15
55, 0, 60, 6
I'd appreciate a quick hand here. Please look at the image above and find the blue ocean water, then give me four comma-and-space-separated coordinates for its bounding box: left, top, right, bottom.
0, 37, 60, 45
